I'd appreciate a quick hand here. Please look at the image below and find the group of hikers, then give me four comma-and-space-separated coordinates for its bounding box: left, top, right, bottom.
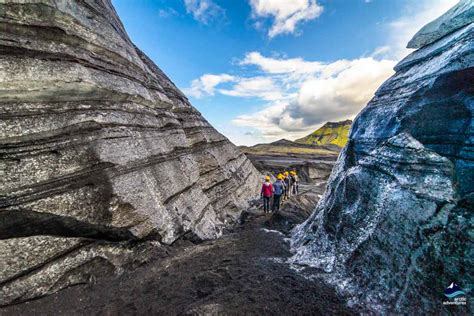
260, 170, 299, 213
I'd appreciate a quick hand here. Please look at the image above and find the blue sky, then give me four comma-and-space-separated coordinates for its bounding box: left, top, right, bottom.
112, 0, 457, 145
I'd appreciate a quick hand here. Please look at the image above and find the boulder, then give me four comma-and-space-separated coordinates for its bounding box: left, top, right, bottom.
291, 3, 473, 314
0, 0, 260, 305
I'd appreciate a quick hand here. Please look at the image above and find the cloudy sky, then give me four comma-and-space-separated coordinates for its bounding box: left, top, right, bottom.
112, 0, 457, 145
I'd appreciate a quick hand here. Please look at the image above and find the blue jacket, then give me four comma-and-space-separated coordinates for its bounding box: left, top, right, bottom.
273, 180, 285, 195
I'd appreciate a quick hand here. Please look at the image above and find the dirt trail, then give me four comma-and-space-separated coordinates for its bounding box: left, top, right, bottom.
1, 187, 356, 315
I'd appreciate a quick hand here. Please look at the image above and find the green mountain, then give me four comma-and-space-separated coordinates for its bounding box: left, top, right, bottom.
295, 120, 352, 148
240, 139, 339, 156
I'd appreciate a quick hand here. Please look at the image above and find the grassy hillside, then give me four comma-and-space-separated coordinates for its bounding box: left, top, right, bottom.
240, 139, 339, 156
295, 120, 352, 147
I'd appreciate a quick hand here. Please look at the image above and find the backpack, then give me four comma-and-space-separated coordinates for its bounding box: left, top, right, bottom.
261, 182, 273, 197
273, 181, 284, 195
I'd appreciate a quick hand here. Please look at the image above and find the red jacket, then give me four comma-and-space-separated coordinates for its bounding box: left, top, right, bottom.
261, 182, 273, 197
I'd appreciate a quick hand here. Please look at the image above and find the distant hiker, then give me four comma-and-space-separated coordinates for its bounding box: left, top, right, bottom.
272, 174, 285, 212
278, 173, 287, 206
261, 175, 273, 213
284, 171, 292, 200
291, 170, 299, 196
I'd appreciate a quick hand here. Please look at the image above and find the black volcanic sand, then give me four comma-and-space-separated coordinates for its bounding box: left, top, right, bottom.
2, 189, 355, 315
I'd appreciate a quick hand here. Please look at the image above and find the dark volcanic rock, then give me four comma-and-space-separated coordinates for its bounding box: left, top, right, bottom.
291, 2, 473, 314
0, 0, 260, 305
0, 223, 355, 315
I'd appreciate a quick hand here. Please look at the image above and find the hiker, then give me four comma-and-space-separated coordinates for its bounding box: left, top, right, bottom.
283, 171, 292, 200
260, 175, 273, 213
272, 174, 285, 212
291, 170, 299, 196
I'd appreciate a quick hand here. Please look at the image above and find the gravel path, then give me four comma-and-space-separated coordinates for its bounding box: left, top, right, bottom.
2, 188, 356, 315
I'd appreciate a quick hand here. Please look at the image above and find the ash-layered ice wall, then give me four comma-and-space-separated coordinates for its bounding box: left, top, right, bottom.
0, 0, 260, 305
291, 1, 473, 313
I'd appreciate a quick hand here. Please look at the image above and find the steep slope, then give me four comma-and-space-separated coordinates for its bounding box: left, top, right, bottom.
291, 1, 473, 314
0, 0, 260, 305
295, 120, 352, 147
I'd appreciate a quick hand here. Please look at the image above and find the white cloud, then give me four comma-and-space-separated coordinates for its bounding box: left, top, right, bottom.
185, 73, 289, 101
241, 51, 323, 74
233, 56, 396, 141
249, 0, 324, 38
184, 74, 235, 98
184, 53, 396, 141
184, 0, 225, 25
233, 101, 295, 136
219, 77, 287, 101
240, 51, 357, 81
288, 58, 395, 126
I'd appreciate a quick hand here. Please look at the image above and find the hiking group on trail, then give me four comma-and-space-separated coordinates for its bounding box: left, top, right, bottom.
260, 170, 299, 213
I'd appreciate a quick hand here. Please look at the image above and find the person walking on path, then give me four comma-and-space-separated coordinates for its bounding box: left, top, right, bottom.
272, 174, 285, 212
291, 170, 299, 196
260, 175, 273, 213
284, 171, 292, 200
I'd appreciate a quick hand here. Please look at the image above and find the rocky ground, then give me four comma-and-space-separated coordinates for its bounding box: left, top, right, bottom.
1, 182, 356, 315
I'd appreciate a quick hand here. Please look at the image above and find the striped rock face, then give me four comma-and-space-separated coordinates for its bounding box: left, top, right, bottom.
291, 1, 473, 314
0, 0, 260, 305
